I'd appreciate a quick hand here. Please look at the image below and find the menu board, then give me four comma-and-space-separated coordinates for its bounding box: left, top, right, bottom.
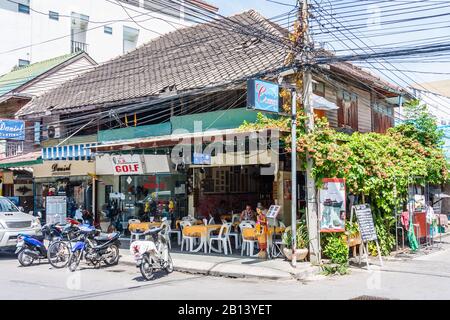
266, 205, 281, 218
353, 204, 377, 242
46, 196, 67, 224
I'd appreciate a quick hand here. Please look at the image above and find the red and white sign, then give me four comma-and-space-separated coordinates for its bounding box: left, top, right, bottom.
111, 155, 143, 175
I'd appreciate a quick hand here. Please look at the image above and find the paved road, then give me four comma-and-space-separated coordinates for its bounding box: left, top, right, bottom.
2, 241, 450, 300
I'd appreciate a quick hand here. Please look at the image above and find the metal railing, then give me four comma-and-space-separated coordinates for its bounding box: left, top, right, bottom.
71, 40, 88, 53
5, 141, 23, 158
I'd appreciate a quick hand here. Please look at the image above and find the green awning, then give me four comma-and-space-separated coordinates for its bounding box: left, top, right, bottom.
0, 152, 42, 169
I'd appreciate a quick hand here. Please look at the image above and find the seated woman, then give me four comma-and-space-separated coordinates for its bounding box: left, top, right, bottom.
240, 204, 256, 222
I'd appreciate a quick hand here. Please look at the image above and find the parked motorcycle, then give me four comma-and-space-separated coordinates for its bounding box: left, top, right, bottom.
68, 224, 121, 272
15, 223, 69, 267
46, 221, 81, 267
130, 227, 173, 280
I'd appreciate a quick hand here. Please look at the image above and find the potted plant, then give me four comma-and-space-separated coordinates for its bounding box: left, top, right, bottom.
344, 221, 361, 247
282, 223, 309, 261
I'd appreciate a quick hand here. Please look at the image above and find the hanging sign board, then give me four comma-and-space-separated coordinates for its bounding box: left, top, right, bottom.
247, 79, 280, 113
111, 154, 143, 175
193, 152, 211, 165
319, 178, 346, 232
0, 119, 25, 140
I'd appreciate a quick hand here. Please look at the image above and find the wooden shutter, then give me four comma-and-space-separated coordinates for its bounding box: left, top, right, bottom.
337, 95, 344, 127
349, 96, 358, 131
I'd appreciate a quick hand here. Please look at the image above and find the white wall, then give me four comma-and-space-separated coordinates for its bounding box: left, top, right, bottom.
0, 0, 194, 75
21, 55, 95, 96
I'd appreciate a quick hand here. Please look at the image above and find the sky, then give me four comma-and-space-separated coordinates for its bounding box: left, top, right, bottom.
208, 0, 450, 118
208, 0, 450, 85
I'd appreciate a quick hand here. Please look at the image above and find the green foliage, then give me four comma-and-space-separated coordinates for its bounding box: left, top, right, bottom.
391, 99, 444, 148
368, 215, 396, 256
321, 233, 349, 275
345, 221, 360, 238
322, 233, 349, 265
322, 263, 349, 276
240, 100, 448, 257
282, 221, 309, 248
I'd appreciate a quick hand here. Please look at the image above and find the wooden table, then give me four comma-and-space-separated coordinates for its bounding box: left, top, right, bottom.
183, 224, 223, 253
128, 221, 162, 233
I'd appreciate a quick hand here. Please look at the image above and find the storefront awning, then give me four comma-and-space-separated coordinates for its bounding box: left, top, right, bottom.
0, 151, 42, 169
90, 128, 286, 152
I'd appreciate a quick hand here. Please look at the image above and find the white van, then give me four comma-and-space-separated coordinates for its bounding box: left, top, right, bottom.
0, 197, 41, 251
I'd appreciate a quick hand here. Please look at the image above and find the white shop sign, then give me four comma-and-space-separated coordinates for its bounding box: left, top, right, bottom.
96, 154, 172, 175
111, 154, 143, 175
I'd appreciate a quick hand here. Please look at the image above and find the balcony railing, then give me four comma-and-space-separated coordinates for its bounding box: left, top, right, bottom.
6, 141, 23, 158
71, 40, 88, 53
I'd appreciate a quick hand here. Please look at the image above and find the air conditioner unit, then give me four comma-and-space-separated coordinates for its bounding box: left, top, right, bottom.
46, 125, 60, 139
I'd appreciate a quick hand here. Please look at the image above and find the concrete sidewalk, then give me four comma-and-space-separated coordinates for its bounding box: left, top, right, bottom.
119, 249, 321, 281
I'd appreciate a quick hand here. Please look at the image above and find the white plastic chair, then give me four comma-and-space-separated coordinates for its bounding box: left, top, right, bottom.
239, 222, 257, 256
167, 219, 181, 246
129, 219, 143, 247
180, 221, 200, 252
228, 222, 240, 249
209, 223, 233, 255
208, 216, 215, 225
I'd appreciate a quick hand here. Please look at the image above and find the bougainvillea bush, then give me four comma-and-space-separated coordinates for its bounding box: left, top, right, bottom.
241, 94, 448, 257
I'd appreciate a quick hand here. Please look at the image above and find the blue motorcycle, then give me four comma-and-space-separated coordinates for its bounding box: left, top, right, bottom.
15, 222, 79, 268
68, 225, 121, 272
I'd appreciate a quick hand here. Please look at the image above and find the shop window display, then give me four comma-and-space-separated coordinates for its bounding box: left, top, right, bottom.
35, 177, 93, 223
119, 174, 187, 224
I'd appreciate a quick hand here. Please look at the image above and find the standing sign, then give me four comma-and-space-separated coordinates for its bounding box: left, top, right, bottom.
111, 154, 143, 175
266, 205, 282, 219
0, 119, 25, 140
247, 79, 280, 113
46, 196, 67, 224
319, 178, 346, 232
351, 204, 383, 268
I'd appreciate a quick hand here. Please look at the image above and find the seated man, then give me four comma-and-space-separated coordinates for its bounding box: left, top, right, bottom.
240, 204, 256, 222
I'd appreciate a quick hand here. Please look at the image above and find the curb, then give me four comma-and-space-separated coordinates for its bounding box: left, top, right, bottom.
119, 254, 317, 281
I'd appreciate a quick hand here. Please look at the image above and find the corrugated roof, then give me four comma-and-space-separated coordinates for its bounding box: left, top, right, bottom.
0, 52, 83, 97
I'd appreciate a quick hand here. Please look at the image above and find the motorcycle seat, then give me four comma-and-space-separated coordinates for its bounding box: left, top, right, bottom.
94, 232, 119, 242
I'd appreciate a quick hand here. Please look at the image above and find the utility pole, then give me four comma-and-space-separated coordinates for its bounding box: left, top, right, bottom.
291, 89, 297, 267
301, 0, 320, 264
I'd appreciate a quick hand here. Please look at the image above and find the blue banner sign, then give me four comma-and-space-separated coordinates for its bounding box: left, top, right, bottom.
0, 119, 25, 140
193, 152, 211, 165
247, 79, 280, 113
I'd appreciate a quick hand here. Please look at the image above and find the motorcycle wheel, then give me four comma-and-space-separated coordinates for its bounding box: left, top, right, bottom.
104, 244, 120, 266
18, 251, 34, 267
164, 252, 174, 274
140, 255, 154, 281
68, 251, 81, 272
47, 241, 70, 269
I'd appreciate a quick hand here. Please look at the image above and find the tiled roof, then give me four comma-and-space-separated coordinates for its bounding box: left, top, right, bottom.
18, 10, 289, 116
0, 52, 83, 97
17, 10, 403, 117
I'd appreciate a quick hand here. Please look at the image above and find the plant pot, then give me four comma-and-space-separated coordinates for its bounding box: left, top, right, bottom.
283, 247, 308, 261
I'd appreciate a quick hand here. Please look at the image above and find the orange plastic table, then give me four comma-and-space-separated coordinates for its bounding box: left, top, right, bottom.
128, 222, 162, 233
183, 224, 223, 253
